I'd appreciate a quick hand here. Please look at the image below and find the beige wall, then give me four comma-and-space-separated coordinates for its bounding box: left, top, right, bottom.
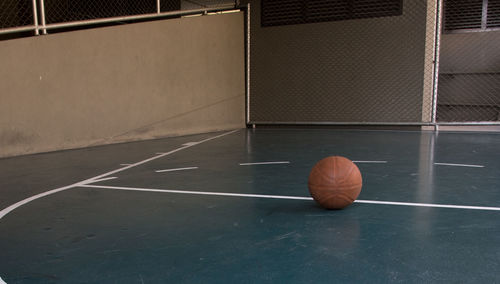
0, 12, 245, 158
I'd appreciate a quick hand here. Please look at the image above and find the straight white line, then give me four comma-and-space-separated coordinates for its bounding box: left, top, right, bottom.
87, 177, 118, 183
182, 142, 200, 146
79, 129, 240, 184
120, 164, 132, 166
155, 167, 198, 173
0, 129, 241, 221
80, 184, 312, 200
352, 161, 388, 164
434, 162, 484, 168
354, 199, 500, 211
239, 161, 290, 166
80, 184, 500, 212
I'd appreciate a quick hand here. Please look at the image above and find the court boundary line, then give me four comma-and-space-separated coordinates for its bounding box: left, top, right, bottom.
0, 129, 241, 221
80, 184, 500, 212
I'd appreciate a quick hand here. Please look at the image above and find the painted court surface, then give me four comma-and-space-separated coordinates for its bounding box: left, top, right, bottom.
1, 128, 499, 283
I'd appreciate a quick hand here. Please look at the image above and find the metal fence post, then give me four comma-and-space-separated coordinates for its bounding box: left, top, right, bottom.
32, 0, 39, 35
431, 0, 444, 125
39, 0, 47, 34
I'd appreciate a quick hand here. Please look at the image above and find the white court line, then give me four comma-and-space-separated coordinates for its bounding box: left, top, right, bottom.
353, 161, 388, 164
239, 161, 290, 166
80, 184, 312, 201
182, 142, 200, 146
156, 167, 198, 173
0, 183, 84, 220
355, 199, 500, 211
88, 177, 118, 183
80, 184, 500, 212
0, 129, 241, 221
435, 162, 484, 168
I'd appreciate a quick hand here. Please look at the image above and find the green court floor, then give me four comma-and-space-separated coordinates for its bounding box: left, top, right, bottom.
1, 128, 499, 283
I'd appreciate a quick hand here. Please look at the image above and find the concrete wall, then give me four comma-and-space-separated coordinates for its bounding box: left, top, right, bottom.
0, 12, 245, 158
246, 0, 429, 123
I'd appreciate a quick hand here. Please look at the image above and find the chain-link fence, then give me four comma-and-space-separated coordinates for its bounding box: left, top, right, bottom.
245, 0, 499, 125
0, 0, 35, 29
246, 0, 437, 124
437, 0, 500, 122
1, 0, 237, 36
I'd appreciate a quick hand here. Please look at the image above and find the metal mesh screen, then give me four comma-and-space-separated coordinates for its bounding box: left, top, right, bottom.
437, 0, 500, 122
0, 0, 34, 29
247, 0, 436, 124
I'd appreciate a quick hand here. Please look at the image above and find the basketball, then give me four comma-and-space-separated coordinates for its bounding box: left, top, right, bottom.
308, 156, 362, 209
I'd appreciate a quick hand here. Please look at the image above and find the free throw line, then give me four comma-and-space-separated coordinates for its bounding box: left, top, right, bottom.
80, 184, 500, 212
0, 129, 240, 221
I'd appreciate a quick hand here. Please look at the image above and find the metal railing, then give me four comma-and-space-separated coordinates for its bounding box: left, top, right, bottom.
0, 0, 238, 37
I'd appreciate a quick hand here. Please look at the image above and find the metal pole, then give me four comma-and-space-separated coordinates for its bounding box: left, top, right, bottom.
246, 3, 251, 125
32, 0, 39, 35
0, 25, 38, 35
157, 0, 161, 14
39, 0, 47, 34
431, 0, 443, 126
482, 0, 488, 30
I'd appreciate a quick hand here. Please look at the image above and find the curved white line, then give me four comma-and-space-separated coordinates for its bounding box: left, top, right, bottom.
0, 129, 240, 221
0, 183, 79, 220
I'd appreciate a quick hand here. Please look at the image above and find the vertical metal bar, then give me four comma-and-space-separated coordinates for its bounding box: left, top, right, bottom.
157, 0, 161, 14
39, 0, 47, 34
482, 0, 488, 30
32, 0, 39, 35
431, 0, 444, 126
246, 3, 251, 124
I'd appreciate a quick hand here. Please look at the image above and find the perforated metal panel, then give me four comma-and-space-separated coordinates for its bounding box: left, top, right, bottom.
488, 1, 500, 28
261, 0, 403, 27
443, 0, 483, 31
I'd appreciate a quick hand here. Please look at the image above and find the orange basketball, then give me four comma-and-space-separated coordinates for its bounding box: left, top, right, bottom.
308, 156, 362, 209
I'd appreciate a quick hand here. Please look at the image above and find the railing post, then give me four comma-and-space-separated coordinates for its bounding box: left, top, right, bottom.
32, 0, 39, 35
157, 0, 161, 14
39, 0, 47, 34
431, 0, 443, 125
